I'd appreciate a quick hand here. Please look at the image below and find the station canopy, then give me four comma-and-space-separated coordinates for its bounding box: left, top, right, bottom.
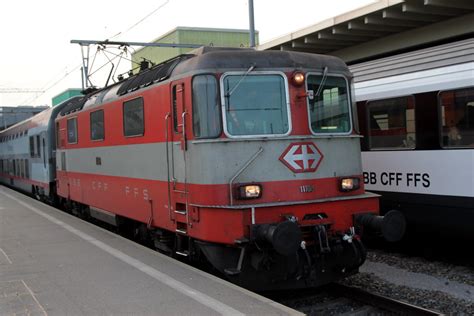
258, 0, 474, 63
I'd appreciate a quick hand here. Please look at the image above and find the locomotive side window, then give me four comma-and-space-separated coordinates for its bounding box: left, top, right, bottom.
67, 118, 78, 144
90, 110, 105, 141
440, 87, 474, 148
123, 98, 144, 137
307, 74, 351, 134
222, 73, 290, 137
172, 86, 179, 133
192, 75, 221, 138
367, 96, 416, 150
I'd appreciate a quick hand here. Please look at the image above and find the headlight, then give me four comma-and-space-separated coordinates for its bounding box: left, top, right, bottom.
339, 177, 360, 192
236, 184, 262, 199
292, 72, 305, 86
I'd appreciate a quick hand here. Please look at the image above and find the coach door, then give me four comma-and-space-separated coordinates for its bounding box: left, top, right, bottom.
168, 82, 190, 236
56, 123, 70, 199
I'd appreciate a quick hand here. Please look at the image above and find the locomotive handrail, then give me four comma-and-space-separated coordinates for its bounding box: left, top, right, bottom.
191, 192, 380, 209
191, 134, 363, 144
228, 147, 264, 206
181, 111, 189, 225
165, 113, 172, 222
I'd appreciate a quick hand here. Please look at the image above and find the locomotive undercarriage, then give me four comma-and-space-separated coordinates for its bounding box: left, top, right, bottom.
196, 223, 367, 291
56, 198, 368, 291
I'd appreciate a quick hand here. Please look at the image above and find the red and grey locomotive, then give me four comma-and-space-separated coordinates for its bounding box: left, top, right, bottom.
2, 47, 402, 290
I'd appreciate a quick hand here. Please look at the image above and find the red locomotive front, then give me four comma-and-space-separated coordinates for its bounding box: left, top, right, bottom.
55, 48, 403, 290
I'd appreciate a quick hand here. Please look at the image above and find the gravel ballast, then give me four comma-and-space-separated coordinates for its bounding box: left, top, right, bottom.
338, 252, 474, 314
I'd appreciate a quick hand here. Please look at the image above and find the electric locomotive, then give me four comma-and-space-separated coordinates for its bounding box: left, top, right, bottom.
3, 47, 403, 291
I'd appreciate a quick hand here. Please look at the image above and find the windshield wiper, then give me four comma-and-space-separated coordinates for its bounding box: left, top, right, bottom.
315, 66, 328, 99
225, 64, 256, 98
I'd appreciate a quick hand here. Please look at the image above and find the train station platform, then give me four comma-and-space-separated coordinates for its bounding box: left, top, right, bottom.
0, 186, 301, 316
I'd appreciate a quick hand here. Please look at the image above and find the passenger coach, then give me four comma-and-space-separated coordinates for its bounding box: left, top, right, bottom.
354, 38, 473, 237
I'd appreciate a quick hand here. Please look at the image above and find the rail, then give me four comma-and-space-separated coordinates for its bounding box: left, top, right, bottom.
328, 283, 443, 316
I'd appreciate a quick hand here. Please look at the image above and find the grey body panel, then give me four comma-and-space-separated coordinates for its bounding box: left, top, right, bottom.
57, 137, 362, 185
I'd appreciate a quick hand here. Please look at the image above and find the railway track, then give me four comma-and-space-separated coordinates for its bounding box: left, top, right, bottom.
267, 283, 443, 315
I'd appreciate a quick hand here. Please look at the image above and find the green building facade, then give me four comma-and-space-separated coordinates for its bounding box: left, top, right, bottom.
132, 27, 259, 68
52, 88, 83, 106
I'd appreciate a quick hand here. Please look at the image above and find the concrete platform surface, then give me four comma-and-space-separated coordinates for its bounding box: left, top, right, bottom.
0, 186, 302, 316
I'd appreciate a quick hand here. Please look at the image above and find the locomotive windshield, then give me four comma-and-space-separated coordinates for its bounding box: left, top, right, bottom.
306, 74, 351, 134
222, 73, 290, 137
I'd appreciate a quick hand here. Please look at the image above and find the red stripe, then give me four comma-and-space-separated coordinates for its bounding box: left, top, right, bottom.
56, 171, 374, 243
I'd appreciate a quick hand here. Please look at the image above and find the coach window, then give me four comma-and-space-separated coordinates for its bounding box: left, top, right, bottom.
25, 159, 29, 179
36, 135, 41, 157
90, 110, 105, 141
440, 87, 474, 148
222, 73, 290, 137
67, 118, 78, 144
192, 75, 221, 138
367, 96, 416, 150
123, 98, 144, 137
29, 136, 35, 157
306, 74, 351, 134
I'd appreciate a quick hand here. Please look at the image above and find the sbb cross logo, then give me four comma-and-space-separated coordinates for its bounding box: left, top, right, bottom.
279, 142, 324, 173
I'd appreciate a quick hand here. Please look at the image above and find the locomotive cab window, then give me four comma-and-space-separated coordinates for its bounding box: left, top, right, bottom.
123, 98, 144, 137
90, 110, 105, 141
192, 75, 221, 138
222, 72, 290, 137
367, 96, 416, 150
67, 118, 78, 144
440, 87, 474, 148
306, 74, 351, 134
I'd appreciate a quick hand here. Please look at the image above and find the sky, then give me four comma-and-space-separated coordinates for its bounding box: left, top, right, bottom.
0, 0, 376, 107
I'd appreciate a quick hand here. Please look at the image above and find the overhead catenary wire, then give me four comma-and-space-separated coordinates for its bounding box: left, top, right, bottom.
19, 1, 171, 106
109, 0, 170, 40
21, 64, 82, 105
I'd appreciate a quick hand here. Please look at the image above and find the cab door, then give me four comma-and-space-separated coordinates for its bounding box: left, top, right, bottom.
168, 81, 190, 234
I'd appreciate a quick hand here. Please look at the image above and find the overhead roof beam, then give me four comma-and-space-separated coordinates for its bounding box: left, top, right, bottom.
333, 12, 474, 63
348, 20, 407, 33
364, 15, 425, 28
303, 37, 353, 49
281, 45, 329, 54
316, 31, 373, 42
382, 9, 444, 22
292, 40, 344, 51
403, 3, 465, 16
331, 25, 387, 37
424, 0, 474, 10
